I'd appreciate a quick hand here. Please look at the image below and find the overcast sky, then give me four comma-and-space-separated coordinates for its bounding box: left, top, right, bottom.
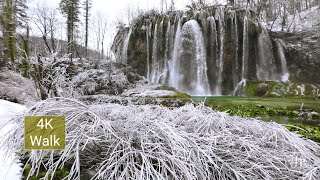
30, 0, 193, 23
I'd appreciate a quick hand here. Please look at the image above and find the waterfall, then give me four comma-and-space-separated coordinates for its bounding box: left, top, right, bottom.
162, 16, 174, 84
233, 79, 247, 96
115, 6, 292, 96
275, 39, 290, 82
149, 17, 169, 84
146, 22, 152, 80
232, 12, 239, 91
257, 25, 278, 81
122, 28, 132, 64
206, 16, 220, 95
150, 21, 159, 83
241, 13, 249, 80
235, 12, 249, 94
171, 19, 210, 95
170, 18, 182, 89
215, 7, 225, 95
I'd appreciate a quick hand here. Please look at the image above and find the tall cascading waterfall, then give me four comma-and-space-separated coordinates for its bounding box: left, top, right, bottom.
150, 21, 160, 83
169, 18, 182, 90
215, 7, 225, 95
206, 16, 220, 94
149, 16, 176, 84
150, 18, 167, 84
170, 19, 211, 95
115, 6, 291, 96
275, 39, 290, 82
231, 11, 239, 91
122, 28, 132, 64
163, 14, 177, 84
257, 25, 278, 81
146, 22, 152, 80
241, 13, 249, 81
233, 11, 249, 96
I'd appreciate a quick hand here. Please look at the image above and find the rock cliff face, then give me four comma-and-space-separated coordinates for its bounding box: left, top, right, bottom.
271, 28, 320, 85
112, 5, 318, 96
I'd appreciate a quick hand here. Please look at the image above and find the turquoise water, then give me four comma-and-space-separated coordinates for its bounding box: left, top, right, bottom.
257, 115, 320, 126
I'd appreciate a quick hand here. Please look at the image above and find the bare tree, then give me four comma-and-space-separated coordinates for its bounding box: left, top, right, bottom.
92, 11, 108, 61
30, 2, 60, 55
161, 0, 168, 13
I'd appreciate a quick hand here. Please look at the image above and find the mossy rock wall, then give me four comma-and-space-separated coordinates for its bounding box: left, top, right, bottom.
245, 81, 320, 98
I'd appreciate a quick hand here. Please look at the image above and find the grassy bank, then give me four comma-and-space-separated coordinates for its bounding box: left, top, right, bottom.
192, 96, 320, 112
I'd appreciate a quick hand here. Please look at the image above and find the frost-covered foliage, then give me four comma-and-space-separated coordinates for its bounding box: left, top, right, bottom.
4, 98, 320, 179
0, 69, 40, 104
74, 62, 144, 96
267, 6, 320, 32
35, 55, 143, 98
122, 84, 177, 98
269, 82, 320, 97
39, 56, 83, 98
72, 67, 137, 95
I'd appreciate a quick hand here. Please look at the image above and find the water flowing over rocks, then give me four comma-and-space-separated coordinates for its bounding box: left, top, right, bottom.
112, 6, 299, 96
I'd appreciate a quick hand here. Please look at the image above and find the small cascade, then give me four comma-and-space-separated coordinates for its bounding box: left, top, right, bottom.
275, 39, 290, 82
171, 19, 210, 95
122, 28, 132, 64
257, 25, 278, 81
233, 79, 247, 96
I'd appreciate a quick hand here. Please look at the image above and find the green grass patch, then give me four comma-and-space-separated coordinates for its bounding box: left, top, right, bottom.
169, 92, 191, 98
192, 96, 320, 112
23, 164, 69, 180
286, 124, 320, 143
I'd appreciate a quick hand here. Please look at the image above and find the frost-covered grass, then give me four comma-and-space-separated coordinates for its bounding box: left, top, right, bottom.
4, 98, 320, 179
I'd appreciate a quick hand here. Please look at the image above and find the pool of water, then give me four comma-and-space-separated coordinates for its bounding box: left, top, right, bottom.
257, 115, 320, 126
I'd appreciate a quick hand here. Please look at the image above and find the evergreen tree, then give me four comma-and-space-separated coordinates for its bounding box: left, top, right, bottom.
60, 0, 81, 62
83, 0, 92, 57
0, 0, 17, 63
0, 0, 28, 66
13, 0, 28, 27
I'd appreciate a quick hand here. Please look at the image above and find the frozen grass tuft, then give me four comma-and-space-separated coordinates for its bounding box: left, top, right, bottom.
4, 97, 320, 179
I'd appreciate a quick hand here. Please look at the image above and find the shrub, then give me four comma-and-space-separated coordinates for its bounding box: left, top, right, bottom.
4, 98, 320, 179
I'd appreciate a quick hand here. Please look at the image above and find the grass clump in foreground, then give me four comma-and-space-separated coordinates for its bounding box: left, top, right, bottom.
3, 98, 320, 179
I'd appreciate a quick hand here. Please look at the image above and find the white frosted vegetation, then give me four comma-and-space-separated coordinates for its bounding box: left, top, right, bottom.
0, 70, 40, 104
4, 98, 320, 179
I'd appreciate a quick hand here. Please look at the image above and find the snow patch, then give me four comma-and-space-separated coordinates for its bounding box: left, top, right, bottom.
0, 100, 25, 179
